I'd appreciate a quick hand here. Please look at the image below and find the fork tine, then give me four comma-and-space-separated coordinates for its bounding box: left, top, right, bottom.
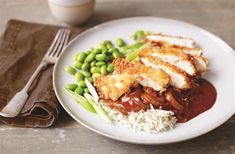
63, 29, 70, 48
45, 29, 63, 57
54, 29, 70, 57
49, 29, 66, 57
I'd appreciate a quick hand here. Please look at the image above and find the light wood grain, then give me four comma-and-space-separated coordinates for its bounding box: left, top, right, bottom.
0, 0, 234, 153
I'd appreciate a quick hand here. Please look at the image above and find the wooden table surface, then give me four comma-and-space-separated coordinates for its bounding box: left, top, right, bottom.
0, 0, 234, 153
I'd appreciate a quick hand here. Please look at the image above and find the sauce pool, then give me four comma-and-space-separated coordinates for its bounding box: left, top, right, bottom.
176, 79, 217, 122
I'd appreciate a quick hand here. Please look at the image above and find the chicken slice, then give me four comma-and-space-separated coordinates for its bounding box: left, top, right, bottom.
113, 58, 170, 91
145, 34, 195, 48
171, 46, 203, 56
141, 56, 191, 89
94, 73, 135, 101
193, 55, 208, 73
139, 47, 197, 76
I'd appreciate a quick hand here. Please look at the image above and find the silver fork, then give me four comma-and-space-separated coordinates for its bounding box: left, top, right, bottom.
0, 28, 70, 118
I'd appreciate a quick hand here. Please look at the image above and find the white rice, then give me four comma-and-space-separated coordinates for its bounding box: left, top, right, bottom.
103, 104, 177, 133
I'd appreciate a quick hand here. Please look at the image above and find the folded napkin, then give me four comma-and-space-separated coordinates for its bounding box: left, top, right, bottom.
0, 19, 83, 127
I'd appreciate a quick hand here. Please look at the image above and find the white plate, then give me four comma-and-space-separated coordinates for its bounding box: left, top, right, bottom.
53, 17, 235, 144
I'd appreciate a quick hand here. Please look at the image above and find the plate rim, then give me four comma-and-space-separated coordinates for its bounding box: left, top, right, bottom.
53, 16, 235, 145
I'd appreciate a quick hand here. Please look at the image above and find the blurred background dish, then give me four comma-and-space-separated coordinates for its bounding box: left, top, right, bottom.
48, 0, 95, 26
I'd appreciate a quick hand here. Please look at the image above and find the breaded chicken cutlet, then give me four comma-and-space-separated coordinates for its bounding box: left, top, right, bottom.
113, 58, 170, 91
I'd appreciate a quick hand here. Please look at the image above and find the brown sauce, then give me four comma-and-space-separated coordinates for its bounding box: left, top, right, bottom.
176, 79, 217, 122
101, 79, 217, 123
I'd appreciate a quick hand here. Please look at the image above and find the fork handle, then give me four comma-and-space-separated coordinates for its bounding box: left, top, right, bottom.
23, 61, 48, 91
0, 61, 48, 117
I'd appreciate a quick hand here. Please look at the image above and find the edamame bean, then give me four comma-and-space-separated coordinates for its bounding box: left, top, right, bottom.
112, 51, 120, 59
109, 55, 114, 61
106, 43, 113, 49
90, 61, 96, 67
105, 56, 110, 62
116, 38, 125, 47
101, 65, 107, 75
95, 54, 106, 61
95, 61, 105, 66
76, 53, 87, 62
90, 67, 101, 73
82, 63, 90, 71
78, 80, 87, 88
85, 53, 96, 62
65, 66, 76, 75
92, 73, 102, 79
85, 50, 91, 55
75, 86, 84, 95
97, 43, 106, 50
65, 83, 78, 91
73, 61, 83, 69
82, 71, 91, 78
87, 77, 93, 83
84, 88, 89, 93
102, 49, 108, 54
107, 63, 114, 72
75, 72, 84, 82
93, 48, 101, 54
108, 47, 118, 53
103, 40, 112, 45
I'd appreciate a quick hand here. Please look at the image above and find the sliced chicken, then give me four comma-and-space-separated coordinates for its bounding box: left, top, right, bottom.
141, 56, 191, 89
139, 47, 197, 76
145, 34, 195, 48
113, 58, 170, 91
193, 55, 208, 73
167, 47, 208, 73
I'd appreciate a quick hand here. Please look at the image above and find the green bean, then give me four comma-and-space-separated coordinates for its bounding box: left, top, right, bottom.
87, 77, 93, 83
90, 67, 101, 74
90, 61, 96, 67
75, 86, 84, 95
82, 71, 91, 78
78, 80, 87, 88
84, 88, 89, 93
100, 65, 107, 75
92, 73, 102, 79
84, 93, 112, 123
65, 89, 96, 113
65, 66, 76, 75
76, 52, 87, 62
95, 54, 106, 61
107, 63, 114, 72
73, 61, 83, 69
65, 83, 78, 91
95, 61, 105, 66
116, 38, 125, 47
85, 52, 96, 62
82, 63, 90, 71
108, 47, 118, 53
125, 49, 140, 61
75, 72, 84, 82
112, 51, 120, 59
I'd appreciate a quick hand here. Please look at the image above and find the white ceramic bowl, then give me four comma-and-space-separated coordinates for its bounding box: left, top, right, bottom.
48, 0, 95, 26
